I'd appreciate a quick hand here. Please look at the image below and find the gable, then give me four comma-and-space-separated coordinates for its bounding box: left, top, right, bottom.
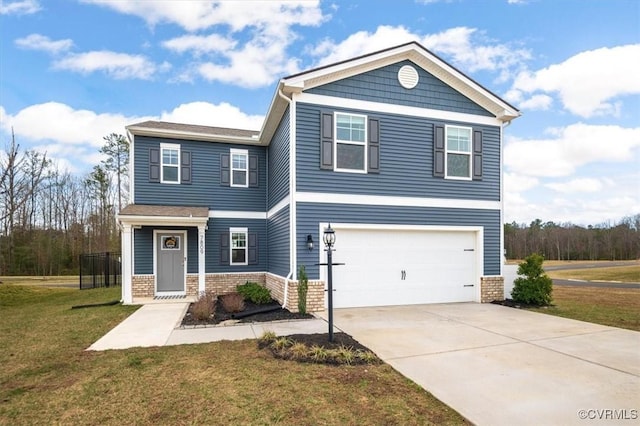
305, 60, 493, 117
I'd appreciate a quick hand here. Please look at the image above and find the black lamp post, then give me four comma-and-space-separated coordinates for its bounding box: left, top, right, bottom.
323, 223, 336, 342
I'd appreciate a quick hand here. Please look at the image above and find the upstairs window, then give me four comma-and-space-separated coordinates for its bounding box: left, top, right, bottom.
161, 143, 180, 183
445, 126, 472, 179
335, 113, 367, 173
231, 149, 248, 187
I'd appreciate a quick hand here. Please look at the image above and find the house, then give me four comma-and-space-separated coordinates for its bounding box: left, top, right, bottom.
117, 41, 520, 311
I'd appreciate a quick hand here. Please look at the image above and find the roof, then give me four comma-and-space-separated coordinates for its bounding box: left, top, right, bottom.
126, 121, 260, 144
118, 204, 209, 218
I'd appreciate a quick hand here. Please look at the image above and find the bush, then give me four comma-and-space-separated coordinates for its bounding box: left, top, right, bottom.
297, 265, 309, 314
220, 292, 245, 313
192, 291, 216, 321
237, 282, 272, 304
511, 253, 553, 306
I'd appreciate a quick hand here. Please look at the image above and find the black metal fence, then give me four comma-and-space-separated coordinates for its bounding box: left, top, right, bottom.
79, 252, 122, 289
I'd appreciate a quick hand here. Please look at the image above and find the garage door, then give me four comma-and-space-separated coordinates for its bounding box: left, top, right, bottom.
328, 228, 478, 308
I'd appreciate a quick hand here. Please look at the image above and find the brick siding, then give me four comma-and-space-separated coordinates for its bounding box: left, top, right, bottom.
132, 275, 154, 298
481, 276, 504, 303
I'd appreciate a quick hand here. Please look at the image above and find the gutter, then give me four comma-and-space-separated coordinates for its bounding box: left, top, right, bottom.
276, 88, 294, 309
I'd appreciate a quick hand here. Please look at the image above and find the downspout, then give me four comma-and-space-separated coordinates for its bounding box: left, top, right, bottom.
277, 88, 294, 309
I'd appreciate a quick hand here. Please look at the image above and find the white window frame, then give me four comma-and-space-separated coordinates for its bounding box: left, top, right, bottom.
160, 143, 180, 184
445, 125, 472, 181
334, 112, 367, 174
230, 227, 248, 266
230, 148, 249, 188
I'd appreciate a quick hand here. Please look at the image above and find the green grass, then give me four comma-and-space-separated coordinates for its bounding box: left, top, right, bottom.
529, 286, 640, 331
547, 265, 640, 283
0, 284, 468, 425
0, 275, 79, 286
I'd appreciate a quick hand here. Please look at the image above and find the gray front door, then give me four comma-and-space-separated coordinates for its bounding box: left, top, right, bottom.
156, 232, 185, 293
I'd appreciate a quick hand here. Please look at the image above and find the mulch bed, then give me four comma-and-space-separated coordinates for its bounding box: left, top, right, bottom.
491, 299, 554, 309
180, 298, 313, 327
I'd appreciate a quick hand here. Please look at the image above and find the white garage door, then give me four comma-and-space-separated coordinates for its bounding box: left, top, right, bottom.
328, 228, 479, 308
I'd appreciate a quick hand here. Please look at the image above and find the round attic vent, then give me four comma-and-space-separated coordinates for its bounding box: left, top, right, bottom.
398, 65, 419, 89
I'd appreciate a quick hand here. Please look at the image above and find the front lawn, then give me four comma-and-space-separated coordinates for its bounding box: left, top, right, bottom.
546, 265, 640, 283
0, 285, 468, 425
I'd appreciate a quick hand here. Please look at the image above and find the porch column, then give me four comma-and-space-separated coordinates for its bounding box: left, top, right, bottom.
121, 223, 133, 304
198, 225, 206, 294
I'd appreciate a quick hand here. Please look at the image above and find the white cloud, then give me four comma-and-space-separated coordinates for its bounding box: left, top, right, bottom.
53, 51, 167, 80
0, 0, 40, 15
309, 25, 530, 79
518, 94, 552, 111
82, 0, 326, 32
160, 102, 264, 130
162, 34, 237, 57
545, 178, 603, 193
504, 172, 539, 193
15, 33, 73, 54
512, 44, 640, 117
505, 123, 640, 177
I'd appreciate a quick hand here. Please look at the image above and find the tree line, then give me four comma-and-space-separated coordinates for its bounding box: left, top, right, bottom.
0, 131, 128, 276
505, 216, 640, 261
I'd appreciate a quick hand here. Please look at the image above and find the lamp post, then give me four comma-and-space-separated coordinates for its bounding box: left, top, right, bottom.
323, 223, 336, 342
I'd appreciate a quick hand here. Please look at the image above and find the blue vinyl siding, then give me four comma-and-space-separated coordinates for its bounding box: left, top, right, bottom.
296, 203, 501, 280
134, 136, 267, 211
205, 218, 267, 273
306, 60, 492, 117
133, 226, 198, 274
296, 103, 501, 201
267, 107, 290, 209
267, 205, 290, 277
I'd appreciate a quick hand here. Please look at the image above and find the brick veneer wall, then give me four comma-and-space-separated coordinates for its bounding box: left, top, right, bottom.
132, 275, 154, 298
205, 272, 266, 296
265, 273, 286, 306
186, 274, 198, 296
265, 273, 325, 313
481, 276, 504, 303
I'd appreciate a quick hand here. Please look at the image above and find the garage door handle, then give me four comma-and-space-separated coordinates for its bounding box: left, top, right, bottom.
401, 270, 406, 280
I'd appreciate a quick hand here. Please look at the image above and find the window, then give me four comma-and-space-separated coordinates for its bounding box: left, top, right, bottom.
231, 149, 248, 187
335, 113, 367, 173
230, 228, 248, 265
161, 143, 180, 183
445, 126, 472, 179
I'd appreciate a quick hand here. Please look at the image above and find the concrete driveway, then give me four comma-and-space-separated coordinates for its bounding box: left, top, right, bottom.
332, 303, 640, 426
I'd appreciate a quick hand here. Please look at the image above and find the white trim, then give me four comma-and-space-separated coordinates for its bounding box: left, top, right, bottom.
127, 130, 135, 204
197, 225, 206, 294
445, 125, 473, 180
153, 230, 187, 296
121, 224, 133, 304
334, 112, 368, 174
267, 197, 290, 219
209, 210, 265, 219
317, 222, 484, 303
230, 148, 249, 188
160, 143, 180, 184
230, 227, 248, 266
290, 93, 298, 280
118, 215, 208, 227
127, 125, 260, 145
297, 92, 503, 127
296, 191, 500, 211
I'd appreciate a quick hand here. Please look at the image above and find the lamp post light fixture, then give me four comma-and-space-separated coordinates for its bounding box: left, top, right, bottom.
306, 234, 314, 251
323, 223, 336, 342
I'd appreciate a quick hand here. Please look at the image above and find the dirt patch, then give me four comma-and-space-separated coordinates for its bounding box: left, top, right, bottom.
180, 298, 313, 327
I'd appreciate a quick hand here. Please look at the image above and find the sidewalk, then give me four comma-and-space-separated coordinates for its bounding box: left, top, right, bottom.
88, 302, 334, 351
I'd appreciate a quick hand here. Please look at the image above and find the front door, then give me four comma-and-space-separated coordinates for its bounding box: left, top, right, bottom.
156, 232, 185, 294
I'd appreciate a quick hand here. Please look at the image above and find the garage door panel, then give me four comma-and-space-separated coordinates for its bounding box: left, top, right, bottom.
329, 228, 478, 308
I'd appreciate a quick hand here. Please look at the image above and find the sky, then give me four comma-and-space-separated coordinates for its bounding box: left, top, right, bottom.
1, 0, 639, 226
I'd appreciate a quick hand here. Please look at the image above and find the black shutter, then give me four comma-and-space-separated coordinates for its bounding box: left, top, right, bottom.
181, 150, 192, 184
368, 118, 380, 173
219, 232, 230, 265
248, 232, 258, 265
149, 147, 160, 182
320, 111, 334, 170
472, 130, 483, 180
433, 125, 445, 177
248, 155, 258, 187
220, 153, 230, 186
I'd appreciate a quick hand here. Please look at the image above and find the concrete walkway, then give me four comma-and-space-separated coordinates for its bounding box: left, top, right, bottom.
88, 302, 333, 351
331, 303, 640, 426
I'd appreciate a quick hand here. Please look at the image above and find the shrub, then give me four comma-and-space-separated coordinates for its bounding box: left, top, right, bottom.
309, 345, 329, 362
271, 336, 293, 351
192, 291, 216, 321
289, 342, 309, 360
297, 265, 309, 314
511, 253, 553, 306
220, 292, 245, 313
237, 281, 272, 304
